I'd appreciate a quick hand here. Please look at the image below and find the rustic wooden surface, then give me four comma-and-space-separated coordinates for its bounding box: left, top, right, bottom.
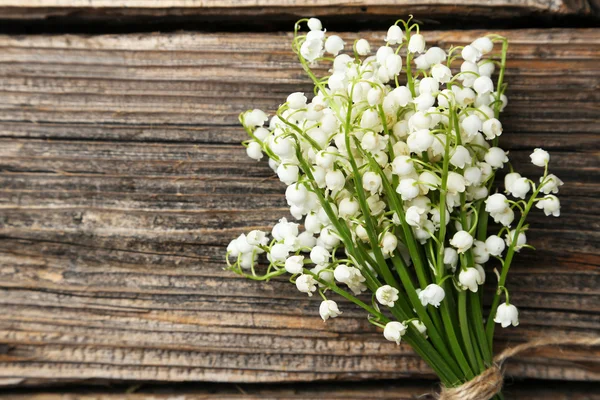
2, 380, 600, 399
0, 0, 598, 21
0, 24, 598, 393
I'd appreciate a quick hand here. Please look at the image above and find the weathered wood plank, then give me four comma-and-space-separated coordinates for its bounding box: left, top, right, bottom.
0, 0, 597, 21
2, 380, 600, 399
0, 29, 598, 386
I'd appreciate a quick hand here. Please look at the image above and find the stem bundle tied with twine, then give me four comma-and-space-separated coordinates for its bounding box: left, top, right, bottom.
439, 336, 600, 399
226, 16, 575, 398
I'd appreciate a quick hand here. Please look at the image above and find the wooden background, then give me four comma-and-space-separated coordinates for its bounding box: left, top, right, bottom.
0, 1, 599, 398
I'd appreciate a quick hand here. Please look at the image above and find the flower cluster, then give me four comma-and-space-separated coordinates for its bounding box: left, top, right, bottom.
226, 17, 563, 388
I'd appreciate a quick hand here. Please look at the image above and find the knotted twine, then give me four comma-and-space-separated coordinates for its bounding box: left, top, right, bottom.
438, 336, 600, 400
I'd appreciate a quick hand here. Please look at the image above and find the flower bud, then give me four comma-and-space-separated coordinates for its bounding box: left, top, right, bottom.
270, 243, 291, 262
338, 197, 360, 218
473, 76, 494, 94
246, 141, 264, 160
325, 35, 345, 56
307, 18, 322, 31
443, 247, 458, 271
472, 240, 490, 264
285, 255, 305, 274
396, 178, 420, 200
391, 86, 413, 107
485, 235, 506, 256
287, 92, 307, 109
485, 193, 509, 214
461, 44, 481, 63
450, 230, 473, 253
355, 39, 371, 55
507, 177, 530, 199
325, 169, 345, 192
530, 148, 549, 167
407, 129, 434, 153
381, 231, 398, 255
310, 245, 330, 265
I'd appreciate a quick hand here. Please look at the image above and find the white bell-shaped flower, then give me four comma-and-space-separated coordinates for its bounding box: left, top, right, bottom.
530, 148, 549, 167
539, 174, 564, 194
494, 303, 519, 328
485, 147, 508, 169
383, 321, 407, 345
485, 235, 506, 256
285, 255, 305, 274
417, 284, 445, 308
407, 129, 434, 153
459, 267, 484, 292
385, 25, 403, 44
307, 18, 322, 31
246, 141, 264, 160
310, 245, 330, 265
381, 231, 398, 255
325, 35, 345, 56
397, 178, 420, 200
319, 300, 342, 320
536, 195, 561, 217
443, 247, 458, 272
431, 63, 452, 84
505, 230, 527, 252
507, 177, 530, 199
376, 285, 400, 307
355, 38, 371, 55
450, 145, 472, 169
408, 34, 425, 53
450, 230, 474, 253
296, 274, 317, 296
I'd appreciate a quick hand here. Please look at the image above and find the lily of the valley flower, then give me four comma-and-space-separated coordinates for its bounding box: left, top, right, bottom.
417, 284, 445, 307
384, 321, 408, 344
376, 285, 400, 307
319, 300, 342, 320
494, 303, 519, 327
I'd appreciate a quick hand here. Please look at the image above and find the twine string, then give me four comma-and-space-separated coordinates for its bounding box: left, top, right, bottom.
438, 336, 600, 400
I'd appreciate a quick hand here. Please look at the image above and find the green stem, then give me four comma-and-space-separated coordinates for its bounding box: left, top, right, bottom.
458, 290, 479, 372
469, 291, 493, 364
485, 184, 543, 350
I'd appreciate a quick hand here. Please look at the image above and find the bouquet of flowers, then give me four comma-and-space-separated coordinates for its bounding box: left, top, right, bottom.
226, 17, 563, 398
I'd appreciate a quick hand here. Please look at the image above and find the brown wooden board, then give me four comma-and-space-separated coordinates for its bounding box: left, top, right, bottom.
2, 380, 600, 399
0, 0, 598, 21
0, 29, 598, 387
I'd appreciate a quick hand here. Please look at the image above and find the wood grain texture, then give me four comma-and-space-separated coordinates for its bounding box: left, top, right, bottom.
0, 29, 598, 387
2, 380, 600, 400
0, 0, 597, 21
